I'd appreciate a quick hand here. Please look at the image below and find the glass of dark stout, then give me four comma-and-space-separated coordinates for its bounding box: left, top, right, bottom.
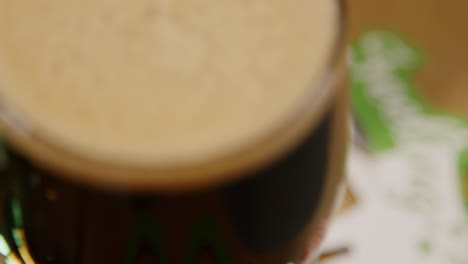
0, 0, 347, 263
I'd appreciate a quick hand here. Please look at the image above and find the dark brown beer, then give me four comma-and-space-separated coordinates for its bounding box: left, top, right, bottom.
0, 0, 347, 263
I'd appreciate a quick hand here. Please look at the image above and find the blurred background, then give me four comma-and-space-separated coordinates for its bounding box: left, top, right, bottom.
320, 0, 468, 263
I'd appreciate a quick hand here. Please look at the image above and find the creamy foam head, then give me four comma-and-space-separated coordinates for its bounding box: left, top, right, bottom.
0, 0, 338, 167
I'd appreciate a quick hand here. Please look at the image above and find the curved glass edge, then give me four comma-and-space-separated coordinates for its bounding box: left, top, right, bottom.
0, 0, 348, 192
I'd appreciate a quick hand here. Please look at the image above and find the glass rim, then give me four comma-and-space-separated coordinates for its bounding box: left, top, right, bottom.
0, 0, 348, 192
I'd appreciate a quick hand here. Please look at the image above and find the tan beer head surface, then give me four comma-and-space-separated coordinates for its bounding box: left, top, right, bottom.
0, 0, 339, 187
